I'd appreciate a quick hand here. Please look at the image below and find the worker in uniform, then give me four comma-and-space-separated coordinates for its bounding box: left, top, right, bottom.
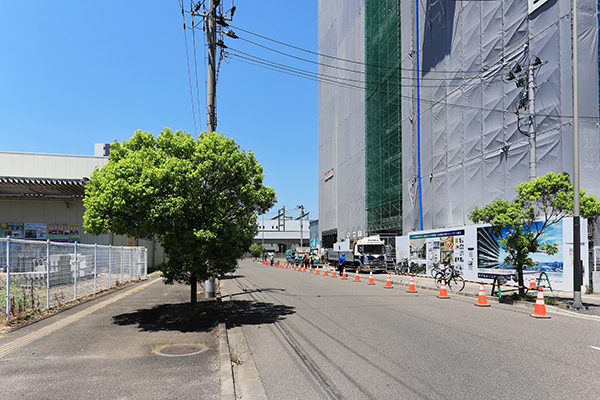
338, 252, 346, 274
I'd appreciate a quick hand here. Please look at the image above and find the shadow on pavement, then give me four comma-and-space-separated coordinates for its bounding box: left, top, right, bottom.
225, 299, 295, 327
112, 300, 219, 333
226, 287, 286, 298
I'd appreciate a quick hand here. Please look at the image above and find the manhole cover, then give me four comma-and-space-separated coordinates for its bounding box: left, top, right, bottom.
155, 344, 207, 357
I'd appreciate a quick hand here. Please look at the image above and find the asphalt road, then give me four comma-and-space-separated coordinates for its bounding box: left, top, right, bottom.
0, 277, 220, 400
222, 260, 600, 400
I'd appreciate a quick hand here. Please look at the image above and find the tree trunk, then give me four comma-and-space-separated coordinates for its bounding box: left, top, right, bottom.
190, 274, 197, 313
517, 264, 525, 297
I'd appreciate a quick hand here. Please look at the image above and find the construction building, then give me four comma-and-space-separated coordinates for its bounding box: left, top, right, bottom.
318, 0, 599, 245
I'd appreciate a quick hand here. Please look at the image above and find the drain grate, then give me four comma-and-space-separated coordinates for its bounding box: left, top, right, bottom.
155, 344, 207, 357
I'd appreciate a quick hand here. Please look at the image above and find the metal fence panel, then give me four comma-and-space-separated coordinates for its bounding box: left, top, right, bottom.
1, 238, 147, 322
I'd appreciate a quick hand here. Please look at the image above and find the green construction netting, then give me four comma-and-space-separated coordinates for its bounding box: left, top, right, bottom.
365, 0, 402, 233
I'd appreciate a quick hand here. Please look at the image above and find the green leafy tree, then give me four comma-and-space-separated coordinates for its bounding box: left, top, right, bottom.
250, 243, 266, 260
83, 128, 276, 308
469, 172, 600, 297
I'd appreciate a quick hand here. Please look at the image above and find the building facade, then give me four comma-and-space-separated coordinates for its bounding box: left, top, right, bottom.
0, 148, 166, 268
318, 0, 600, 245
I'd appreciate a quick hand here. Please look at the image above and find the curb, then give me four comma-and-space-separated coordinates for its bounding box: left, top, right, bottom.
219, 322, 235, 400
218, 283, 268, 400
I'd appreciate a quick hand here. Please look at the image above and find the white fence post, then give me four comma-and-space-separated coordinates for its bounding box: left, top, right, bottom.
5, 237, 10, 321
46, 239, 50, 310
109, 245, 112, 288
120, 246, 123, 285
129, 248, 132, 282
94, 243, 97, 295
73, 242, 78, 301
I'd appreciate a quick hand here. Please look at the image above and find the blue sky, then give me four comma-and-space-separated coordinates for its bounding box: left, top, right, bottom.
0, 1, 318, 220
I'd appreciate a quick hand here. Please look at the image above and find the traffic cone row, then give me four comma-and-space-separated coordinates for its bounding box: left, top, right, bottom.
367, 270, 375, 285
474, 281, 490, 307
264, 261, 553, 318
531, 287, 550, 318
437, 277, 450, 299
407, 274, 417, 293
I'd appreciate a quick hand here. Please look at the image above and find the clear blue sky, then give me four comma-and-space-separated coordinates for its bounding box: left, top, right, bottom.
0, 1, 318, 221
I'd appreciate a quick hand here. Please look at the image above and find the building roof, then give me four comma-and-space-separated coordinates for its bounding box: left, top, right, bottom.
0, 176, 87, 198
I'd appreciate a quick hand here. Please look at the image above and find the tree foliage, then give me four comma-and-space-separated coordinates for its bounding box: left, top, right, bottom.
250, 243, 266, 259
83, 129, 276, 303
469, 172, 600, 296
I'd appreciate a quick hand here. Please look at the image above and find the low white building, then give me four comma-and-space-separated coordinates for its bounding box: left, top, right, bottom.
254, 218, 311, 254
0, 146, 165, 268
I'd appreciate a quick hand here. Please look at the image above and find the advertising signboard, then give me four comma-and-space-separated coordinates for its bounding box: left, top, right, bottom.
1, 223, 24, 238
24, 223, 47, 240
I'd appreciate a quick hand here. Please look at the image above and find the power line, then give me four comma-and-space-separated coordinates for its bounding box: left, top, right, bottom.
226, 50, 596, 122
228, 23, 484, 76
181, 3, 198, 135
191, 6, 202, 134
227, 46, 505, 89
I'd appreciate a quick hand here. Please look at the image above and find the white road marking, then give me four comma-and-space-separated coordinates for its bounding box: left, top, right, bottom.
588, 345, 600, 351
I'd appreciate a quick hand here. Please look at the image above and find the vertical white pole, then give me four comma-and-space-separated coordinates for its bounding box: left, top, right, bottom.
94, 243, 98, 295
120, 246, 123, 285
109, 245, 112, 288
5, 238, 10, 321
73, 242, 78, 301
46, 239, 50, 310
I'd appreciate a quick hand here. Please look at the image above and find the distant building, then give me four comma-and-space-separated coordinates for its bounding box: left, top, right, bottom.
318, 0, 599, 246
253, 217, 311, 254
0, 145, 166, 268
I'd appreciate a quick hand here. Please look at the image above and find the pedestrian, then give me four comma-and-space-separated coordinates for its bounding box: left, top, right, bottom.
270, 255, 274, 266
338, 252, 346, 274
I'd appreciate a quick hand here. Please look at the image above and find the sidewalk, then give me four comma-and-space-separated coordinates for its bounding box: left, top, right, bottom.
0, 276, 221, 400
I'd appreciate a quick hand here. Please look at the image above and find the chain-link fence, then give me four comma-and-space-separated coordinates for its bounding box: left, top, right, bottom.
0, 238, 147, 322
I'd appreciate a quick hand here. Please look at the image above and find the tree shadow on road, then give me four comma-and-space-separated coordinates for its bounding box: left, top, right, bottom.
112, 299, 220, 333
224, 299, 295, 327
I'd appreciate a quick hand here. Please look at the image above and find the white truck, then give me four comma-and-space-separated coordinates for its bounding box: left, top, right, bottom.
326, 236, 387, 272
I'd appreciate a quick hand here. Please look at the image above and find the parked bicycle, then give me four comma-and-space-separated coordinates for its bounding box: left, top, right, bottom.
434, 265, 465, 291
394, 259, 421, 275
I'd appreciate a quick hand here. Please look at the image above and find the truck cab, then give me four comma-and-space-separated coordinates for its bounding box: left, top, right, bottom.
354, 236, 386, 271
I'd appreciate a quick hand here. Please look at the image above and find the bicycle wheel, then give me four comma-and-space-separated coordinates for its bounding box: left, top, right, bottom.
448, 276, 465, 291
434, 272, 444, 288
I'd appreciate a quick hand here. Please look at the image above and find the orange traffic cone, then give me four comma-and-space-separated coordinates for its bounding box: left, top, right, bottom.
437, 277, 450, 299
341, 267, 347, 280
529, 273, 537, 289
315, 266, 320, 275
309, 265, 313, 273
407, 274, 418, 293
331, 268, 337, 278
323, 267, 329, 276
353, 269, 360, 282
367, 270, 375, 285
384, 273, 393, 289
531, 287, 550, 318
474, 281, 490, 307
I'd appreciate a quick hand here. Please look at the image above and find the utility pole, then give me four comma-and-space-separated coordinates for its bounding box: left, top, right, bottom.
191, 1, 236, 133
527, 60, 536, 181
508, 52, 543, 181
206, 0, 217, 133
296, 205, 309, 248
572, 0, 584, 310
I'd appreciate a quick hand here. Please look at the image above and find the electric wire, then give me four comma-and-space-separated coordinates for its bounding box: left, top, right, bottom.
181, 4, 597, 123
226, 50, 597, 121
227, 46, 506, 89
191, 7, 202, 134
227, 23, 483, 76
181, 4, 198, 135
